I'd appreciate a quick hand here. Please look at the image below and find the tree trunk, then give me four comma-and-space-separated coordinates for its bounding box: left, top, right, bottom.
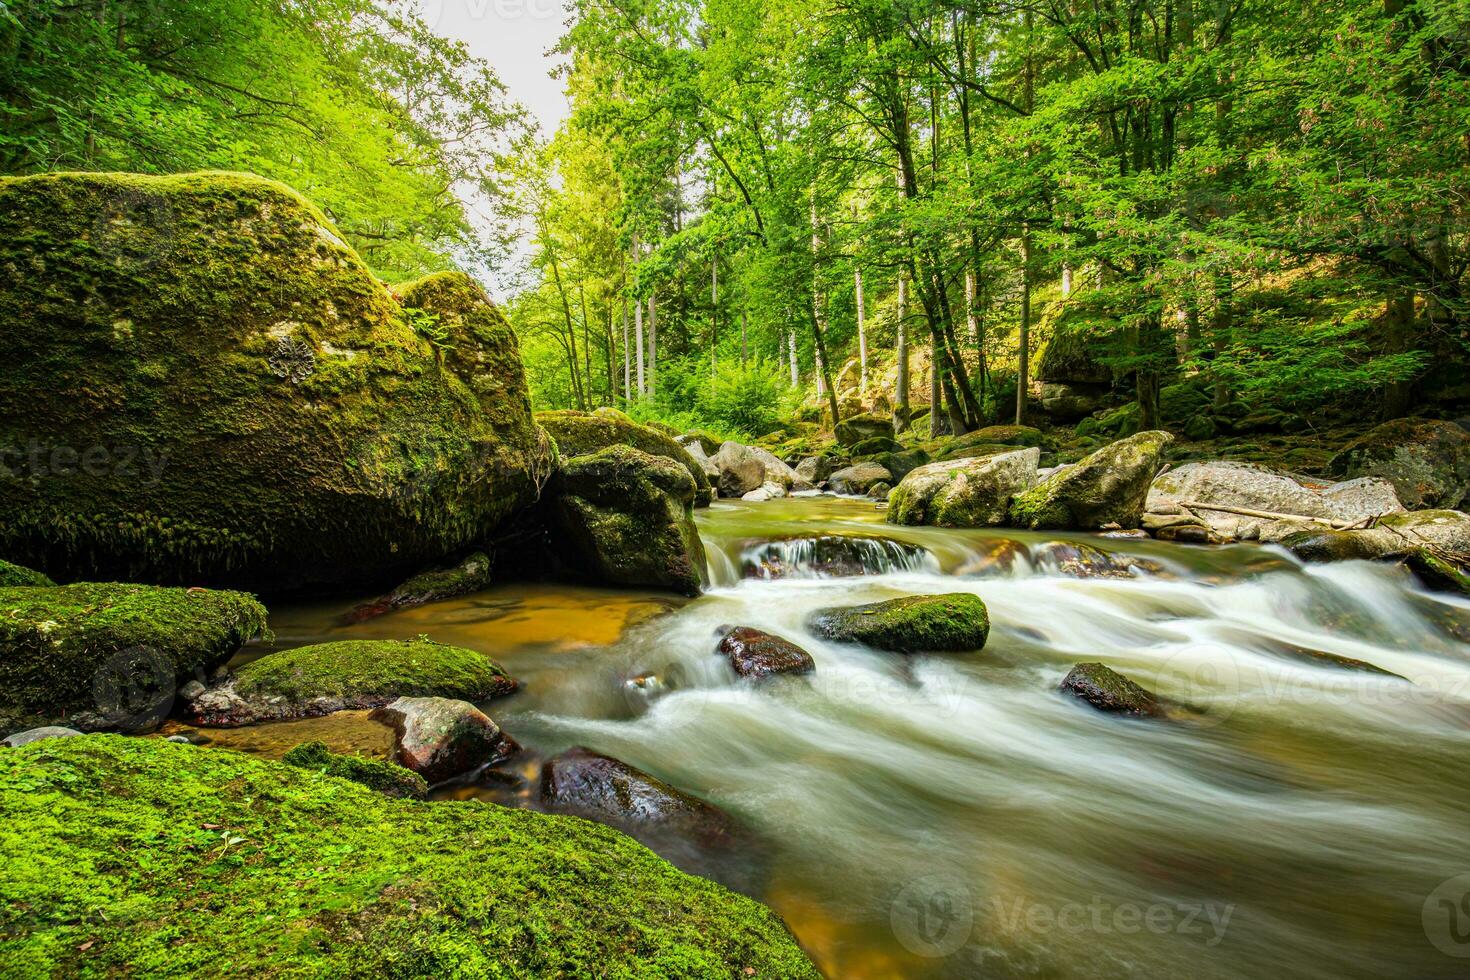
788, 329, 799, 386
855, 266, 867, 397
896, 273, 910, 432
648, 293, 658, 396
1382, 288, 1415, 419
1016, 222, 1032, 425
1210, 271, 1232, 409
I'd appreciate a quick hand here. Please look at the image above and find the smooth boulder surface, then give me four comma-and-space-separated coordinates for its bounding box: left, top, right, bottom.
0, 583, 267, 734
538, 408, 713, 505
0, 172, 551, 593
1328, 417, 1470, 510
1, 726, 82, 748
549, 445, 709, 596
1059, 662, 1164, 717
0, 736, 820, 977
1146, 462, 1402, 541
834, 412, 895, 447
371, 696, 516, 784
281, 739, 428, 799
711, 442, 802, 498
1009, 431, 1174, 530
828, 461, 892, 496
808, 593, 990, 653
887, 448, 1041, 527
1281, 509, 1470, 563
795, 455, 834, 484
185, 639, 515, 727
717, 627, 817, 679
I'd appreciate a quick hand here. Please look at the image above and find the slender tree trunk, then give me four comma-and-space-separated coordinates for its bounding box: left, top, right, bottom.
622, 291, 631, 404
1382, 289, 1415, 419
896, 273, 910, 432
648, 293, 658, 396
741, 310, 748, 367
1016, 223, 1032, 425
1211, 271, 1232, 409
788, 329, 799, 386
711, 251, 719, 379
855, 266, 867, 398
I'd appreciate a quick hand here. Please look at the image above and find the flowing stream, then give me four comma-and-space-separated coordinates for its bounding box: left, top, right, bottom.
181, 496, 1470, 979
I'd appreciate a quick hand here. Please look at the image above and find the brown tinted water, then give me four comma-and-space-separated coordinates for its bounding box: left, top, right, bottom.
201, 496, 1470, 979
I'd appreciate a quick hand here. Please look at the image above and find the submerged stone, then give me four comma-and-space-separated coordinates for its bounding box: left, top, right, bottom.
808, 593, 990, 653
741, 535, 932, 579
1058, 662, 1163, 717
0, 736, 820, 976
717, 627, 816, 679
0, 172, 551, 593
346, 551, 492, 623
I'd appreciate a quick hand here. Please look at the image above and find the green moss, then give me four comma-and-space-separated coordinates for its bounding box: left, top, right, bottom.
389, 552, 492, 606
1008, 430, 1173, 530
0, 583, 267, 731
0, 559, 53, 587
551, 446, 708, 596
536, 409, 710, 495
0, 736, 820, 978
0, 172, 547, 593
282, 740, 428, 800
808, 593, 990, 653
233, 639, 514, 704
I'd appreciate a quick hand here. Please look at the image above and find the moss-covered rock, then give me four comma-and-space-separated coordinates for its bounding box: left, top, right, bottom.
282, 739, 428, 799
0, 560, 52, 587
1280, 509, 1470, 563
808, 593, 990, 653
1009, 430, 1173, 530
0, 172, 550, 593
828, 461, 892, 495
1328, 417, 1470, 510
0, 735, 820, 977
185, 638, 515, 727
966, 425, 1045, 448
1058, 662, 1163, 718
849, 435, 903, 457
0, 583, 267, 734
537, 409, 711, 505
549, 445, 709, 596
1404, 550, 1470, 597
834, 412, 895, 447
887, 449, 1040, 528
347, 551, 492, 623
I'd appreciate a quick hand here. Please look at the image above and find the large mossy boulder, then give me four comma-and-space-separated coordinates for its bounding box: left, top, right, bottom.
185, 638, 514, 727
0, 583, 267, 735
549, 445, 709, 596
0, 172, 550, 593
834, 412, 895, 447
1009, 431, 1173, 530
808, 593, 990, 653
537, 408, 712, 505
887, 448, 1040, 528
1328, 417, 1470, 510
0, 736, 820, 977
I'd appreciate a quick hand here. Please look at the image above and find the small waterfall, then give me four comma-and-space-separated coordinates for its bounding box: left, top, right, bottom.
738, 535, 937, 580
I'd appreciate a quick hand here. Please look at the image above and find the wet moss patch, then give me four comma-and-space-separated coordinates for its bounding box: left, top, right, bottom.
808, 593, 990, 653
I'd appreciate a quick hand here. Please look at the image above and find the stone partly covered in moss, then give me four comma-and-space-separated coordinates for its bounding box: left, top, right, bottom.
1404, 549, 1470, 597
717, 627, 816, 679
346, 551, 492, 623
185, 639, 515, 727
849, 435, 903, 457
1328, 418, 1470, 510
0, 172, 550, 594
0, 736, 819, 978
888, 449, 1041, 528
549, 445, 709, 596
282, 739, 428, 800
964, 425, 1045, 449
828, 461, 892, 496
710, 442, 804, 498
808, 593, 990, 653
1009, 431, 1174, 530
538, 408, 712, 505
1058, 662, 1163, 718
0, 583, 267, 735
0, 560, 52, 588
370, 696, 516, 784
834, 412, 895, 447
1280, 509, 1470, 563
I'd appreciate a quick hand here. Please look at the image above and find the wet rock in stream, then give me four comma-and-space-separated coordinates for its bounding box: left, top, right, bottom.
808, 593, 990, 653
717, 627, 816, 679
1058, 662, 1165, 718
371, 696, 518, 784
740, 535, 932, 579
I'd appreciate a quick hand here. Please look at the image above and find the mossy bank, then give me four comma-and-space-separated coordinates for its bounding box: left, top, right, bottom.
0, 736, 820, 978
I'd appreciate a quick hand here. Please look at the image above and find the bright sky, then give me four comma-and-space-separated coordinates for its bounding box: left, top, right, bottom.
416, 0, 572, 135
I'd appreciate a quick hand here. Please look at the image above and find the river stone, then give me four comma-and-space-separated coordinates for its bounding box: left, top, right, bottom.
541, 747, 741, 852
795, 455, 834, 484
1280, 509, 1470, 563
1328, 418, 1470, 510
828, 462, 892, 495
1146, 462, 1403, 541
0, 172, 552, 593
711, 442, 801, 498
1009, 431, 1174, 530
347, 551, 493, 623
677, 431, 722, 456
677, 436, 722, 487
1, 725, 82, 748
1041, 382, 1109, 421
808, 593, 990, 653
539, 409, 713, 506
741, 481, 788, 502
887, 448, 1041, 528
717, 627, 816, 679
0, 582, 268, 734
1058, 663, 1163, 718
371, 696, 516, 784
835, 412, 895, 447
184, 639, 516, 727
1405, 550, 1470, 596
549, 445, 709, 596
